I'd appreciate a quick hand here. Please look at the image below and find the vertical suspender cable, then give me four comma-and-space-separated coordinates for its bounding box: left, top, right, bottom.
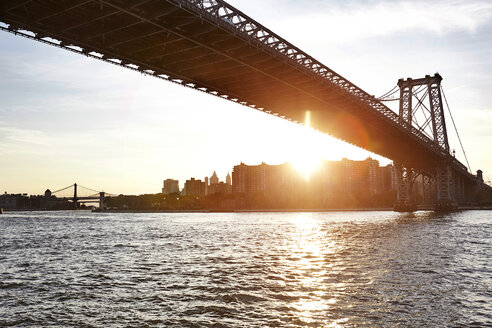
441, 86, 472, 173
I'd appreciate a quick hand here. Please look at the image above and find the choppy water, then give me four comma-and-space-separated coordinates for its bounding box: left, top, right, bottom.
0, 211, 491, 327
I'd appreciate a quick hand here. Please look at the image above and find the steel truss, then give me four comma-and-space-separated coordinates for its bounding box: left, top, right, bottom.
397, 74, 449, 152
0, 0, 453, 160
396, 74, 457, 209
395, 163, 413, 204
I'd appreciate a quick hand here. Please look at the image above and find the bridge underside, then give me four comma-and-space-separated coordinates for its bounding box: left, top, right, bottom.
1, 0, 451, 170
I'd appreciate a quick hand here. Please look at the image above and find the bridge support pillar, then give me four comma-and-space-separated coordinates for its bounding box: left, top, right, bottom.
73, 182, 78, 210
99, 192, 105, 210
394, 163, 416, 211
454, 172, 465, 204
434, 165, 457, 211
422, 174, 434, 205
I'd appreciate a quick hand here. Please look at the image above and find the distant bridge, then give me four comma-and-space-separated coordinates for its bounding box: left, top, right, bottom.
50, 183, 116, 209
1, 0, 491, 210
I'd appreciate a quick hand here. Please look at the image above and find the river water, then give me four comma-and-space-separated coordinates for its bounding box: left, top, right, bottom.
0, 211, 490, 327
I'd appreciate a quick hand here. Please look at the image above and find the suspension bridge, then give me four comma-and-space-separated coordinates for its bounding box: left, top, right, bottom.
1, 0, 491, 211
49, 183, 116, 209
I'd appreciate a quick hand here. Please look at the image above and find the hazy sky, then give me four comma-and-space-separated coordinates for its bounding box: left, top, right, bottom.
1, 0, 492, 195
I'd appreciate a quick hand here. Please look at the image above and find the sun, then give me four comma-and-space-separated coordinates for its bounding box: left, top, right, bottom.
292, 156, 322, 181
291, 110, 323, 181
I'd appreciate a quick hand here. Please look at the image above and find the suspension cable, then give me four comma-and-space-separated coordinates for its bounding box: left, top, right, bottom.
77, 184, 102, 194
51, 184, 116, 196
441, 86, 472, 172
51, 184, 74, 194
377, 85, 398, 100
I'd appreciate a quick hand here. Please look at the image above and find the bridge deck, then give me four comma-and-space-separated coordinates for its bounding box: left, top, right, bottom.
0, 0, 473, 177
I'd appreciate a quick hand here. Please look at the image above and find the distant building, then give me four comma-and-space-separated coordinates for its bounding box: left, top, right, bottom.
202, 171, 232, 195
162, 179, 180, 194
226, 173, 232, 186
380, 164, 396, 192
0, 191, 72, 210
184, 178, 205, 196
0, 193, 29, 209
210, 171, 219, 185
232, 162, 299, 195
339, 157, 380, 195
208, 182, 232, 195
313, 158, 396, 201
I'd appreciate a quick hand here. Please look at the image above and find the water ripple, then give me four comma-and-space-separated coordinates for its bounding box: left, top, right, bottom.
0, 210, 491, 327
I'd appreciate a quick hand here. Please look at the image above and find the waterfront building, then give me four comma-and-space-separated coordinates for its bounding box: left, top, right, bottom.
0, 191, 72, 210
232, 162, 299, 195
204, 176, 209, 195
308, 157, 398, 206
184, 178, 206, 196
338, 157, 380, 195
315, 158, 386, 196
0, 193, 29, 209
162, 179, 180, 195
380, 164, 396, 192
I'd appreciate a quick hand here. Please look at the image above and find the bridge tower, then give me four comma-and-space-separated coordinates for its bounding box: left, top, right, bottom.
395, 73, 457, 211
99, 192, 105, 210
73, 183, 78, 210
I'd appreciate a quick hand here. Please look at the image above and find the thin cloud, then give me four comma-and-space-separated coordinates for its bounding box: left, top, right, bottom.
0, 126, 49, 145
272, 0, 492, 44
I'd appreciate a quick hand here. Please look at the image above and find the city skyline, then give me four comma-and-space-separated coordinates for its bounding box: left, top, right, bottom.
1, 156, 397, 210
1, 0, 492, 195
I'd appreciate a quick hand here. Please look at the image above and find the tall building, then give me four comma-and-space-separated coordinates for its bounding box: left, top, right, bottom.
226, 173, 232, 186
232, 162, 299, 195
206, 171, 232, 195
334, 157, 381, 195
313, 157, 395, 199
210, 171, 219, 185
380, 164, 396, 192
184, 178, 205, 196
162, 179, 180, 194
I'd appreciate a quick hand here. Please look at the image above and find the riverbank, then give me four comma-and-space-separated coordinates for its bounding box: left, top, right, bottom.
93, 206, 492, 213
1, 209, 93, 212
2, 206, 492, 214
93, 208, 395, 213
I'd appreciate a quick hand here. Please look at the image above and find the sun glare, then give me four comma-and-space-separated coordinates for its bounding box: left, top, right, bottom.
291, 111, 323, 181
292, 156, 321, 181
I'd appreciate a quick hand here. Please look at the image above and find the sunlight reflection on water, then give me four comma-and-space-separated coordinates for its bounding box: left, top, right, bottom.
0, 210, 491, 327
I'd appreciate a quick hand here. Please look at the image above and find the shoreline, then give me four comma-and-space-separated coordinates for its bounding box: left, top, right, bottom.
2, 206, 492, 213
92, 206, 492, 213
93, 208, 396, 213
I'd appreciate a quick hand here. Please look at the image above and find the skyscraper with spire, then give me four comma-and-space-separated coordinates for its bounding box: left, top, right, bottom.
207, 171, 232, 195
210, 171, 219, 185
